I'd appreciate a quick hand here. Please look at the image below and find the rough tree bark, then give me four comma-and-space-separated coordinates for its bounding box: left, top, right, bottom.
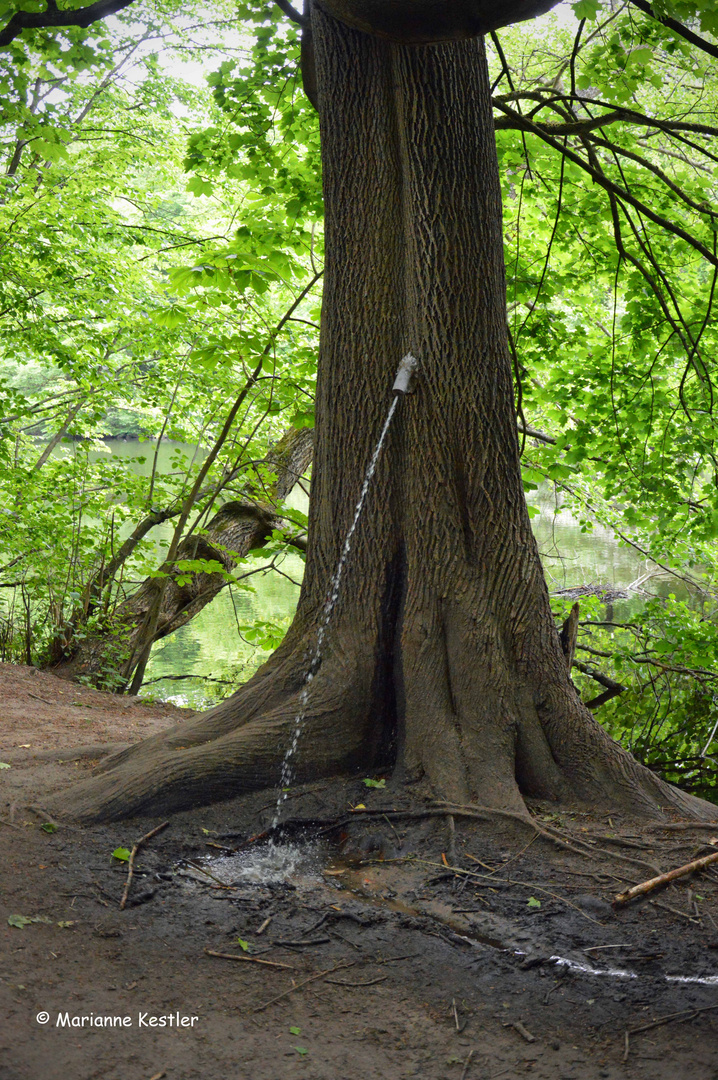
50, 427, 312, 687
57, 4, 716, 822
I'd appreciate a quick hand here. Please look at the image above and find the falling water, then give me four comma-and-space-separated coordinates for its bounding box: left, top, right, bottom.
270, 394, 400, 833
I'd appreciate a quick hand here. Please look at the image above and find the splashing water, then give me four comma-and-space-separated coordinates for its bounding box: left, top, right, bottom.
270, 395, 400, 834
205, 843, 319, 886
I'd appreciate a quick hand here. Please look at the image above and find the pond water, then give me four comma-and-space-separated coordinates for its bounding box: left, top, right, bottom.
93, 440, 680, 710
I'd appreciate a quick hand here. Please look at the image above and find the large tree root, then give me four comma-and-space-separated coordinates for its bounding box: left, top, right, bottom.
54, 622, 718, 825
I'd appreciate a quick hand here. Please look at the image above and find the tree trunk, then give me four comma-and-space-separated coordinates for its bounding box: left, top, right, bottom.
56, 10, 716, 823
50, 427, 312, 687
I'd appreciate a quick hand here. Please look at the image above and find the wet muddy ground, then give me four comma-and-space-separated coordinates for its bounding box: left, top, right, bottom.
2, 667, 718, 1079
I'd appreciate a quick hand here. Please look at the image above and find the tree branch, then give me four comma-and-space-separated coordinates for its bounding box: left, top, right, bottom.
274, 0, 308, 27
628, 0, 718, 62
0, 0, 139, 48
492, 100, 718, 268
572, 659, 626, 711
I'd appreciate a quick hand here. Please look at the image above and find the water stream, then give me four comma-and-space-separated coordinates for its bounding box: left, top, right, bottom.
270, 395, 400, 833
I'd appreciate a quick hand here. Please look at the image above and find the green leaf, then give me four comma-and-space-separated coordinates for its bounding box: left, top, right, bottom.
236, 937, 250, 952
0, 762, 11, 769
289, 1026, 301, 1035
572, 0, 600, 18
527, 897, 542, 909
294, 1047, 309, 1057
40, 823, 57, 834
112, 847, 131, 862
362, 778, 386, 789
8, 914, 33, 928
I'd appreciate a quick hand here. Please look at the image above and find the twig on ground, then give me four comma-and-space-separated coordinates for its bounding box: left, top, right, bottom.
460, 1048, 475, 1080
302, 912, 329, 936
324, 975, 387, 987
382, 813, 401, 844
254, 960, 355, 1012
328, 928, 362, 950
623, 1029, 630, 1063
372, 954, 418, 964
614, 849, 718, 906
511, 1020, 536, 1043
119, 821, 169, 910
183, 859, 235, 888
270, 936, 331, 948
256, 916, 272, 935
204, 949, 295, 970
0, 818, 19, 829
629, 1002, 718, 1035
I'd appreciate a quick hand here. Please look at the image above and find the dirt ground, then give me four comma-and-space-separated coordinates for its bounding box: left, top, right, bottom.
2, 663, 718, 1080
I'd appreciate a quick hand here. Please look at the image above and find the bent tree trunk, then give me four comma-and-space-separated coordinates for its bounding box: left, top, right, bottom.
58, 9, 715, 822
50, 427, 313, 687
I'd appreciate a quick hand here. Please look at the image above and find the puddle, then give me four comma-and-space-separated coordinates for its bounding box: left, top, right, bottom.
198, 841, 323, 886
193, 844, 718, 989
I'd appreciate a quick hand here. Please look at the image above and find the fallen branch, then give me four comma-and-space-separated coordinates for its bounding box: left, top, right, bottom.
120, 821, 169, 910
613, 848, 718, 907
204, 949, 295, 970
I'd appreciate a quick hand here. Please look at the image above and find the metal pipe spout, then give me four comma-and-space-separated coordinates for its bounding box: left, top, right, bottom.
393, 353, 420, 394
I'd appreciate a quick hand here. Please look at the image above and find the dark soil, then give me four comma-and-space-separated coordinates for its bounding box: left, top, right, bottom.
2, 665, 718, 1079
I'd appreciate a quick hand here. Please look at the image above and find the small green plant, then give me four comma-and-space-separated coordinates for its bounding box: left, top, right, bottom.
362, 778, 386, 789
236, 938, 250, 952
289, 1026, 301, 1036
40, 823, 57, 834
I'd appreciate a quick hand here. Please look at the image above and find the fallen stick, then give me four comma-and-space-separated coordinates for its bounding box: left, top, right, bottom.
460, 1048, 475, 1080
629, 1001, 718, 1035
120, 821, 169, 910
270, 936, 331, 948
254, 960, 355, 1013
184, 859, 235, 888
613, 848, 718, 907
204, 949, 295, 970
324, 975, 387, 987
